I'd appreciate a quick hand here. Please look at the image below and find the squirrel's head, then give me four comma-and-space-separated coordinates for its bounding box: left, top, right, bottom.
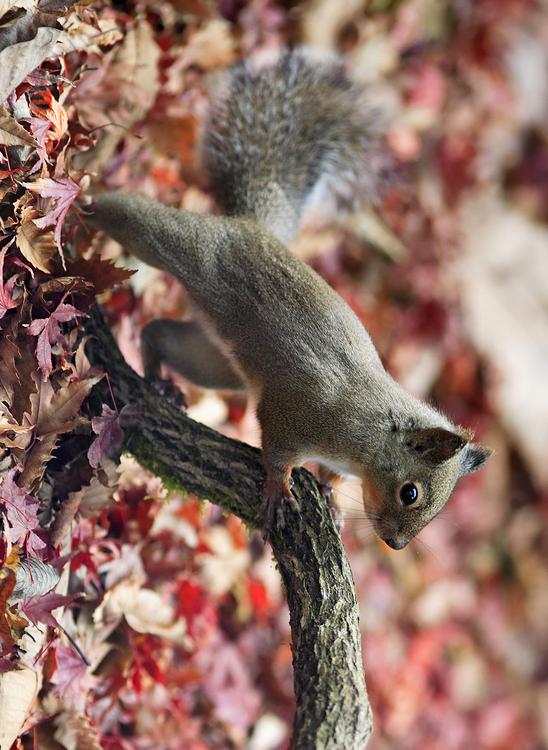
362, 424, 491, 549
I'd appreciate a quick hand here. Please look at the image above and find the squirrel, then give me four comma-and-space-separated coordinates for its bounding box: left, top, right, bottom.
86, 49, 490, 548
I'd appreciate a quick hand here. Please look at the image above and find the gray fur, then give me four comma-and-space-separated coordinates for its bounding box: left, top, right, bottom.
88, 50, 490, 545
203, 49, 383, 242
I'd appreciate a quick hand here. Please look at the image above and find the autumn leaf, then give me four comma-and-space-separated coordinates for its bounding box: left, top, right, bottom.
0, 568, 17, 651
26, 116, 51, 148
0, 27, 62, 103
26, 296, 83, 379
0, 105, 37, 147
53, 709, 102, 750
20, 591, 78, 629
0, 467, 46, 555
68, 255, 135, 297
87, 404, 123, 469
44, 95, 68, 141
0, 247, 20, 319
23, 177, 81, 263
50, 644, 96, 709
15, 207, 56, 273
17, 374, 99, 490
0, 336, 21, 410
11, 556, 60, 601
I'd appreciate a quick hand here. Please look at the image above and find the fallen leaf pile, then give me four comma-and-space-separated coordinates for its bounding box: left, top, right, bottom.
0, 0, 547, 749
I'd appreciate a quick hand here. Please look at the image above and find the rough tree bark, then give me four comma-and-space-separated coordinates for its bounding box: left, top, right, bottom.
85, 306, 372, 750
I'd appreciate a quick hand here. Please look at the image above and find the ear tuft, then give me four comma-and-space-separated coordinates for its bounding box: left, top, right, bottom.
460, 443, 492, 475
406, 427, 468, 464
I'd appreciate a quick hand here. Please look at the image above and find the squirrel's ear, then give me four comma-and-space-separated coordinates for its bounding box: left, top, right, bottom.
406, 428, 468, 464
460, 443, 492, 475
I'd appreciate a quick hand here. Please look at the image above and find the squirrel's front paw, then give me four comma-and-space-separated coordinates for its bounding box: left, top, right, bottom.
148, 376, 187, 409
262, 475, 299, 531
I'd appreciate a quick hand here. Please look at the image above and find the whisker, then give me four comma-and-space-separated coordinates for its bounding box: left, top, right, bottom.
411, 535, 442, 564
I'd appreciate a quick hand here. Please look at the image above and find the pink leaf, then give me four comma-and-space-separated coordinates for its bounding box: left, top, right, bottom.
20, 591, 78, 629
0, 467, 46, 554
50, 643, 95, 708
25, 117, 51, 149
87, 404, 124, 469
23, 177, 81, 263
27, 296, 83, 379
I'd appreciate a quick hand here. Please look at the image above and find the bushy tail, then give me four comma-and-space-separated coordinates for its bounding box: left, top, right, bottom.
203, 49, 384, 243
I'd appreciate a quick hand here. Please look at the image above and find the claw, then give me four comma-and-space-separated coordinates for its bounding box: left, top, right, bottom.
262, 475, 300, 533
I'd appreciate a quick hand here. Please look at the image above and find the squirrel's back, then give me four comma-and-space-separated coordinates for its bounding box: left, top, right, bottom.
203, 49, 383, 242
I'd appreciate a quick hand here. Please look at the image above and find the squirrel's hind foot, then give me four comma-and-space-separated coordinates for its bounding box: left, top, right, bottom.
148, 376, 187, 410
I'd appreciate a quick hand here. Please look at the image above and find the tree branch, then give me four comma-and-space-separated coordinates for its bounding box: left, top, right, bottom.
85, 306, 372, 749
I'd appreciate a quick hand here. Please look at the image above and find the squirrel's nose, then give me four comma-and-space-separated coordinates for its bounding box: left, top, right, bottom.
383, 536, 408, 550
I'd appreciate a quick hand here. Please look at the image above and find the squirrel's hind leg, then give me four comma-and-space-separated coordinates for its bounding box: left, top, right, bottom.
141, 319, 244, 391
258, 397, 303, 530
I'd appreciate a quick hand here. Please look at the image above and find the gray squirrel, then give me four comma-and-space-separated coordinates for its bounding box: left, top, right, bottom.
87, 49, 490, 547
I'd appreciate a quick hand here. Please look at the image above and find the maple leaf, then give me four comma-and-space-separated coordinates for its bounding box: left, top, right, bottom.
0, 467, 46, 554
23, 116, 51, 174
87, 405, 124, 469
26, 116, 51, 149
20, 591, 78, 629
0, 247, 20, 320
26, 296, 83, 380
23, 177, 81, 264
68, 255, 135, 298
50, 643, 96, 709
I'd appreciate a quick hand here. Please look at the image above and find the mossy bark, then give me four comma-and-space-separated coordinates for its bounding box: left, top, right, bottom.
86, 306, 372, 749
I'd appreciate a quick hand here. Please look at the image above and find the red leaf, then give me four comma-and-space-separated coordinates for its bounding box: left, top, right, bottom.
176, 578, 207, 624
247, 578, 270, 621
20, 591, 78, 629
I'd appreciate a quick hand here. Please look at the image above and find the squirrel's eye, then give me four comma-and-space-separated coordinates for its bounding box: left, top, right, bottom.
398, 481, 424, 507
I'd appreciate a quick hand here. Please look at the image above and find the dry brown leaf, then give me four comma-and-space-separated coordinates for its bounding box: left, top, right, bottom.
181, 19, 236, 69
57, 13, 122, 53
0, 0, 37, 16
0, 335, 21, 408
0, 105, 36, 147
301, 0, 366, 49
0, 26, 62, 101
15, 214, 56, 274
9, 340, 37, 423
0, 406, 32, 450
32, 376, 100, 437
17, 374, 99, 490
95, 581, 187, 642
73, 18, 159, 174
53, 710, 102, 750
0, 568, 18, 651
67, 255, 135, 296
78, 458, 119, 519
